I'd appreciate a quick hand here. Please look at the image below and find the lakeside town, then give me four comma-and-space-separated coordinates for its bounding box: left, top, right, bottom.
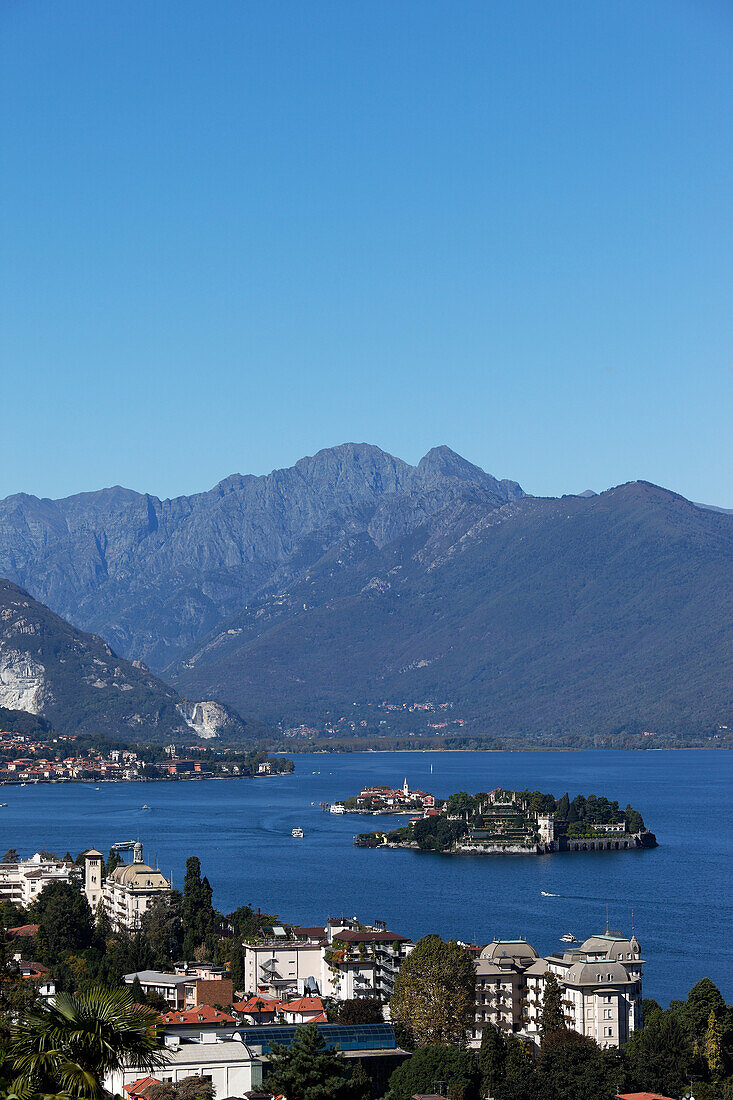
0, 730, 293, 785
2, 839, 722, 1100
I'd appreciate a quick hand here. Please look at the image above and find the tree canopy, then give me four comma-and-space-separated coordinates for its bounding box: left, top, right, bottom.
390, 935, 475, 1048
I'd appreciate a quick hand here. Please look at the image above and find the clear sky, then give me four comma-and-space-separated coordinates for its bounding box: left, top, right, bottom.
1, 1, 731, 505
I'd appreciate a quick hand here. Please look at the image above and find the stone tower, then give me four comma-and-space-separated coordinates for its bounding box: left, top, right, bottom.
84, 848, 104, 913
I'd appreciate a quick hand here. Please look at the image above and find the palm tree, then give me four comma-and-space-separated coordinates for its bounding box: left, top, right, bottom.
10, 985, 164, 1099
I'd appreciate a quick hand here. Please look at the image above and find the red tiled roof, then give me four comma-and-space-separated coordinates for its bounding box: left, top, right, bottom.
7, 924, 39, 937
233, 996, 282, 1014
158, 1006, 235, 1026
124, 1077, 162, 1097
616, 1094, 677, 1100
282, 997, 325, 1013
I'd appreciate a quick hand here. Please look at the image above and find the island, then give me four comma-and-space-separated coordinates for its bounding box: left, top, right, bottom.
353, 787, 657, 853
326, 777, 435, 815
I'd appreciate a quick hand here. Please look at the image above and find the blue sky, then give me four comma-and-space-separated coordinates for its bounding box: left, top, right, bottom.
2, 1, 731, 504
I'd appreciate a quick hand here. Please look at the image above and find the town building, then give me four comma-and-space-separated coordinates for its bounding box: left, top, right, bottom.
0, 852, 79, 906
105, 1037, 264, 1098
471, 927, 643, 1050
84, 843, 171, 930
124, 969, 233, 1010
243, 919, 413, 1002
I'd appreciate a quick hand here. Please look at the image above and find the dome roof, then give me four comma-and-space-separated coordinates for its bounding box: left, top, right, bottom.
480, 940, 539, 962
566, 960, 632, 986
108, 862, 169, 889
579, 933, 640, 960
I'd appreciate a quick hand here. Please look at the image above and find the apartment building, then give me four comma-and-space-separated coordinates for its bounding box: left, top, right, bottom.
0, 853, 79, 906
244, 919, 413, 1001
471, 929, 643, 1050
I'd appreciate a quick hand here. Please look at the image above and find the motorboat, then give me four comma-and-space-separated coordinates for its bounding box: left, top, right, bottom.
291, 827, 304, 838
541, 890, 559, 897
560, 932, 578, 943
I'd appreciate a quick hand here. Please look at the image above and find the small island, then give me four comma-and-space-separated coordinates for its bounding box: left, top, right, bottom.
327, 777, 436, 815
354, 787, 657, 854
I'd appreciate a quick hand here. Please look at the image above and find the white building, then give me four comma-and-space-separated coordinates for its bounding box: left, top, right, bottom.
472, 929, 643, 1050
85, 844, 171, 931
104, 1037, 263, 1098
0, 853, 79, 906
244, 921, 413, 1001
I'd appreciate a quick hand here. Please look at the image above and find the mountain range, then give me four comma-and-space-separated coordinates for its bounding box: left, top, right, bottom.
0, 444, 730, 741
0, 579, 262, 741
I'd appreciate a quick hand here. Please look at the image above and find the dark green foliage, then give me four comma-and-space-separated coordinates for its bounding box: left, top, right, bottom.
228, 902, 278, 939
624, 804, 645, 833
349, 1059, 372, 1100
536, 1029, 619, 1100
478, 1023, 507, 1096
411, 815, 467, 852
182, 857, 215, 957
229, 943, 246, 995
387, 1043, 480, 1100
623, 1005, 699, 1098
0, 707, 53, 736
30, 881, 94, 965
175, 1076, 216, 1100
130, 976, 145, 1004
263, 1022, 362, 1100
140, 893, 184, 967
335, 998, 383, 1025
540, 973, 566, 1041
554, 793, 570, 820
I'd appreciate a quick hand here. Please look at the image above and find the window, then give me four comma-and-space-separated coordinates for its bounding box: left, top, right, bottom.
604, 1027, 612, 1037
604, 1009, 612, 1019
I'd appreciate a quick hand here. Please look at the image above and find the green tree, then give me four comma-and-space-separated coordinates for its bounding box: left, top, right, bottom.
623, 1006, 696, 1099
478, 1024, 506, 1096
176, 1076, 216, 1100
387, 1044, 479, 1100
349, 1060, 371, 1100
554, 794, 570, 821
229, 943, 246, 996
130, 975, 145, 1004
141, 892, 184, 968
336, 998, 383, 1025
263, 1022, 361, 1100
391, 935, 475, 1048
182, 857, 215, 957
705, 1009, 724, 1080
105, 849, 123, 877
684, 978, 727, 1047
536, 1029, 617, 1100
9, 985, 162, 1099
2, 849, 20, 863
30, 880, 94, 966
540, 973, 566, 1041
624, 804, 645, 833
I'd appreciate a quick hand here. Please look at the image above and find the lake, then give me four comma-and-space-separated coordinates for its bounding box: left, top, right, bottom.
3, 749, 731, 1006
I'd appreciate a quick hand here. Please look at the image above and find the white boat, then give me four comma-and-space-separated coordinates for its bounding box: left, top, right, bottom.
0, 803, 7, 807
330, 803, 345, 815
541, 890, 559, 897
141, 804, 150, 810
560, 932, 578, 943
291, 827, 304, 838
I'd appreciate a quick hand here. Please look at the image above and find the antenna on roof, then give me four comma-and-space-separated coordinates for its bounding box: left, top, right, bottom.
605, 904, 609, 934
631, 909, 635, 937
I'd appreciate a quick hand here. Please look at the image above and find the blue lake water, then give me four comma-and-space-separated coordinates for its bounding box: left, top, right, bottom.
3, 749, 731, 1006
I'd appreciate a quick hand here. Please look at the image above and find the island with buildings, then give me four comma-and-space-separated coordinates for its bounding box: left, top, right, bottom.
327, 777, 435, 815
354, 786, 656, 853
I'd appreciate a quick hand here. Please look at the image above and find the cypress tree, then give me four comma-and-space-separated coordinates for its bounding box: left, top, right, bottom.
540, 973, 566, 1042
